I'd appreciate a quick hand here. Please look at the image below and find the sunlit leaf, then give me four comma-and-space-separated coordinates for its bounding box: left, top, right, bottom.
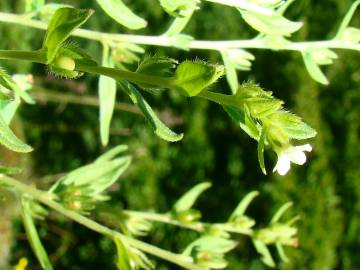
174, 60, 224, 96
239, 9, 302, 36
99, 44, 117, 146
302, 51, 329, 85
220, 51, 238, 94
96, 0, 147, 30
114, 237, 132, 270
0, 67, 34, 104
43, 7, 93, 63
267, 110, 317, 140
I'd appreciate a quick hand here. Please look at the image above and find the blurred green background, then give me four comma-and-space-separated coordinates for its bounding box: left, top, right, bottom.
0, 0, 359, 269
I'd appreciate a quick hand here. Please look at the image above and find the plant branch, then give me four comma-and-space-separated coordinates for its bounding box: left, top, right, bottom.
0, 12, 359, 52
0, 174, 203, 270
124, 210, 253, 236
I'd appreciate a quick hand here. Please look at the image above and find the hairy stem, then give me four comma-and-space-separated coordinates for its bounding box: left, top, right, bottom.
0, 175, 203, 270
0, 12, 359, 52
0, 50, 46, 63
75, 62, 174, 88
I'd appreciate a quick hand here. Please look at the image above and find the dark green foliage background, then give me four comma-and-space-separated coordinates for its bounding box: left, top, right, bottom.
0, 0, 359, 269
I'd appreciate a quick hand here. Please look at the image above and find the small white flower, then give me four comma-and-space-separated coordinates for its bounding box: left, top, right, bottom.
273, 144, 312, 176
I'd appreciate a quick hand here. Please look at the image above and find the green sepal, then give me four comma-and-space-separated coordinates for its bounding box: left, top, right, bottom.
267, 110, 317, 140
174, 60, 224, 97
135, 56, 177, 90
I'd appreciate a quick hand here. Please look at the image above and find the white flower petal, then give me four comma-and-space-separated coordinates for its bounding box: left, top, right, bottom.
273, 154, 291, 176
294, 144, 312, 153
273, 144, 313, 176
288, 150, 307, 165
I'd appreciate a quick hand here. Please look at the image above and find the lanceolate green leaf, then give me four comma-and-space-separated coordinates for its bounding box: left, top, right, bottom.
302, 51, 329, 85
21, 197, 54, 270
0, 113, 33, 153
223, 105, 261, 140
25, 0, 45, 12
257, 127, 266, 174
99, 44, 117, 146
173, 182, 211, 212
96, 0, 147, 30
253, 239, 275, 267
220, 51, 238, 94
229, 191, 259, 220
114, 237, 132, 270
0, 67, 34, 104
119, 81, 183, 142
238, 9, 302, 36
0, 99, 19, 125
43, 7, 93, 63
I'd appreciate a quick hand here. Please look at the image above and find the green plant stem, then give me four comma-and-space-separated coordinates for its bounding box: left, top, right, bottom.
198, 90, 243, 108
0, 50, 46, 63
0, 175, 203, 270
0, 12, 359, 52
0, 49, 174, 90
124, 210, 253, 236
75, 62, 174, 88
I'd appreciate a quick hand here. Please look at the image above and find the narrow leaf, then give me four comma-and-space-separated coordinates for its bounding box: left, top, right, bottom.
220, 51, 238, 94
239, 9, 302, 36
302, 51, 329, 85
276, 243, 289, 262
335, 0, 360, 39
43, 7, 93, 63
257, 127, 267, 174
114, 237, 132, 270
99, 44, 117, 146
0, 67, 34, 104
271, 202, 293, 224
184, 236, 237, 255
229, 191, 259, 220
96, 145, 128, 162
21, 197, 54, 270
25, 0, 45, 12
223, 105, 261, 140
119, 81, 183, 142
0, 113, 33, 153
96, 0, 147, 30
174, 182, 211, 212
253, 240, 275, 267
